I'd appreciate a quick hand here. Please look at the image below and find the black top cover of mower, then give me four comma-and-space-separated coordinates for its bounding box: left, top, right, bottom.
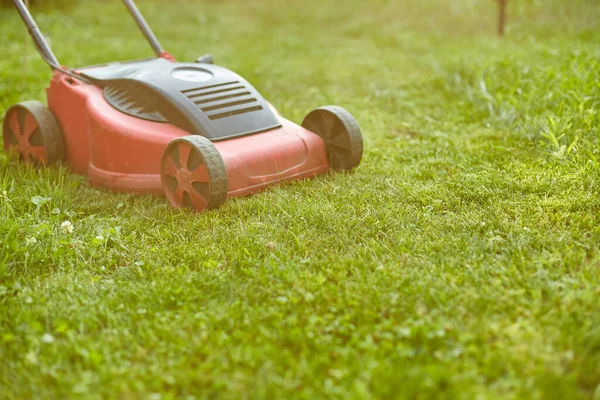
79, 58, 281, 141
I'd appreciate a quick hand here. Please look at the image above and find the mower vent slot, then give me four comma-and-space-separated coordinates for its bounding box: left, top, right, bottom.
208, 105, 264, 120
183, 81, 264, 121
193, 91, 252, 105
185, 85, 246, 98
201, 98, 257, 112
181, 81, 239, 93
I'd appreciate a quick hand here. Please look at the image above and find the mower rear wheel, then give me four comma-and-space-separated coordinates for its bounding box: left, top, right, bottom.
302, 106, 363, 171
2, 100, 65, 166
160, 135, 228, 212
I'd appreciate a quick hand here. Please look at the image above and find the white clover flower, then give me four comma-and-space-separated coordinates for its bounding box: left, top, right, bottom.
25, 237, 37, 246
60, 220, 74, 234
41, 333, 55, 344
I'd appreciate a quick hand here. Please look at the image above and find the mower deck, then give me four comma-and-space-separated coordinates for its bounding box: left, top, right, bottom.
47, 70, 329, 197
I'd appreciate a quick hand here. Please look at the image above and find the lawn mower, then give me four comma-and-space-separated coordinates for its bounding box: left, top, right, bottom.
3, 0, 363, 212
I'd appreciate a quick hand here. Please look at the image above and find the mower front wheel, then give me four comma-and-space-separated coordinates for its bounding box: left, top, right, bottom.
302, 106, 363, 171
160, 135, 228, 212
2, 100, 65, 166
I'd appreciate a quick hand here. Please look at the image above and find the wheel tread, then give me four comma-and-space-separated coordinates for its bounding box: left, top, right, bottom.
2, 100, 65, 165
302, 105, 363, 171
160, 135, 228, 211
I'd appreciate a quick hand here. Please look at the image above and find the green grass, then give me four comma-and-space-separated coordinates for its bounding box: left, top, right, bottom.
1, 0, 600, 398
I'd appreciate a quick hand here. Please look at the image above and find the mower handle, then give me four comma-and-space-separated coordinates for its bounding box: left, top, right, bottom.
13, 0, 59, 66
13, 0, 168, 79
13, 0, 89, 82
121, 0, 166, 57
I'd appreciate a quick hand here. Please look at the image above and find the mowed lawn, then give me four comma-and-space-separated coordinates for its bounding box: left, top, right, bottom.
1, 0, 600, 398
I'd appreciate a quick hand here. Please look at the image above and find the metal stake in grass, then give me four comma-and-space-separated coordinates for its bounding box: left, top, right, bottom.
497, 0, 508, 36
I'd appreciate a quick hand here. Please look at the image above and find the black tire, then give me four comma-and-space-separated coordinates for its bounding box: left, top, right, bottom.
301, 105, 363, 171
160, 135, 228, 211
2, 100, 65, 165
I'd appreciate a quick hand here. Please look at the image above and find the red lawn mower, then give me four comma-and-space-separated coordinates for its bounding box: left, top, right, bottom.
3, 0, 363, 212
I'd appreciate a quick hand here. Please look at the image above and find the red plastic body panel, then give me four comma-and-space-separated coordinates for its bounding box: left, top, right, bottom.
46, 71, 330, 198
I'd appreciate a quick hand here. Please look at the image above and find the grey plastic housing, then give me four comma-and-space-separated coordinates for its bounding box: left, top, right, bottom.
79, 58, 281, 141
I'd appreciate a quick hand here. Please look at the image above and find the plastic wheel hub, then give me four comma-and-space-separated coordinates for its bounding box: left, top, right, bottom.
160, 135, 227, 211
2, 100, 64, 165
4, 107, 47, 163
